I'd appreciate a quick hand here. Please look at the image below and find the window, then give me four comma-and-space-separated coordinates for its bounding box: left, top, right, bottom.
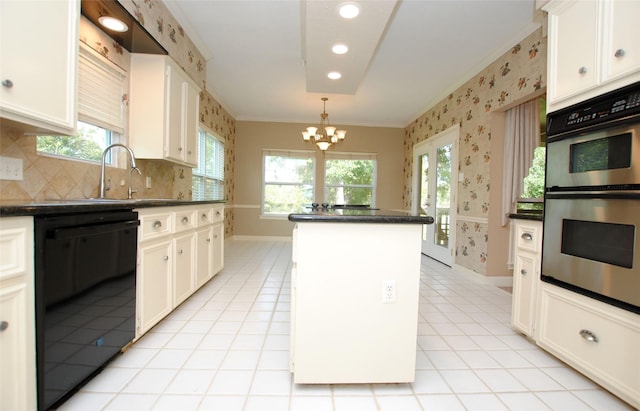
37, 43, 125, 164
192, 128, 225, 200
324, 152, 376, 206
262, 150, 315, 216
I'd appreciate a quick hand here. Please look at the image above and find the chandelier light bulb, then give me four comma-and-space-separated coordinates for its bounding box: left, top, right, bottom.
302, 131, 311, 141
301, 97, 346, 151
325, 126, 336, 136
307, 126, 318, 135
336, 130, 347, 139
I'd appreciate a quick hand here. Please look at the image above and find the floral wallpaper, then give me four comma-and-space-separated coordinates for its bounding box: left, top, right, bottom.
403, 28, 546, 275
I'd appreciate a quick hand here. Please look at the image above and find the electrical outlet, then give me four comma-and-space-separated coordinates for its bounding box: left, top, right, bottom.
146, 176, 152, 189
382, 280, 396, 303
0, 156, 23, 181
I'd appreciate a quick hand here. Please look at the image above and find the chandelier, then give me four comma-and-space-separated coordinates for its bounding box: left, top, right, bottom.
301, 97, 347, 151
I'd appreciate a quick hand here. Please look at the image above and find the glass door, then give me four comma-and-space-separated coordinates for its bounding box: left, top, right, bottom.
414, 126, 458, 265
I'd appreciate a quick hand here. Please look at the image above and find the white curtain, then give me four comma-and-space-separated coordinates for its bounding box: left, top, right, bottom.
501, 99, 540, 227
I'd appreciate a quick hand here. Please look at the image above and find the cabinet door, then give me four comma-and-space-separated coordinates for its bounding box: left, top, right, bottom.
184, 80, 199, 166
0, 0, 78, 134
0, 284, 35, 411
547, 0, 599, 102
173, 233, 195, 307
512, 253, 537, 337
602, 0, 640, 81
136, 240, 172, 337
195, 227, 213, 289
164, 63, 185, 163
211, 223, 224, 276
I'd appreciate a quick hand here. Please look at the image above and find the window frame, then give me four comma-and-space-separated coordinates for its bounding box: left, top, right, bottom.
261, 149, 316, 219
192, 127, 225, 201
323, 152, 377, 206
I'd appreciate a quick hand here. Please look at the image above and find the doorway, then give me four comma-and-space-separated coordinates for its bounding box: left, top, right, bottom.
412, 125, 459, 265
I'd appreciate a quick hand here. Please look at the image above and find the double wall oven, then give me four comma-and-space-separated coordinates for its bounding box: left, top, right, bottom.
542, 81, 640, 314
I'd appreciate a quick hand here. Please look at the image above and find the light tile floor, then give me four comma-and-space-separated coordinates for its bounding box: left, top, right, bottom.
59, 239, 633, 411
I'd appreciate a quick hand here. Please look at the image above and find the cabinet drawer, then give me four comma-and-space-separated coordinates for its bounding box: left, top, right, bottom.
516, 223, 540, 253
195, 207, 213, 227
537, 285, 640, 407
139, 212, 172, 242
174, 209, 196, 233
212, 206, 224, 224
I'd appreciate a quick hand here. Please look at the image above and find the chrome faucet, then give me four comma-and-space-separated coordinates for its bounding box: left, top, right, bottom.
99, 144, 141, 199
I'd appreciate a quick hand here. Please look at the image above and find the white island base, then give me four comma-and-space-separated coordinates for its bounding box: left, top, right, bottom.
290, 222, 423, 384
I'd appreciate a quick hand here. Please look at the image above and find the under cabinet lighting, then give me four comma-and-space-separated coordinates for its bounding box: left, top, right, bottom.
98, 16, 129, 32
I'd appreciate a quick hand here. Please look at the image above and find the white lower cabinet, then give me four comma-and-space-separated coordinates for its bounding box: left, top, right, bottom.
135, 204, 224, 338
0, 217, 36, 411
537, 283, 640, 408
511, 219, 542, 337
136, 239, 172, 336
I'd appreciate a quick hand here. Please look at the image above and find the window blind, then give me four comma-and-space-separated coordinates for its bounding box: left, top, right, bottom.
78, 43, 126, 134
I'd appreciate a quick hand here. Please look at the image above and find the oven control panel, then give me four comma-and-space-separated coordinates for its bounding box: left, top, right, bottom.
548, 82, 640, 137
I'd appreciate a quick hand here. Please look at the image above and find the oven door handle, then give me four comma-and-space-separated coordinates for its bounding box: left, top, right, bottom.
47, 220, 140, 240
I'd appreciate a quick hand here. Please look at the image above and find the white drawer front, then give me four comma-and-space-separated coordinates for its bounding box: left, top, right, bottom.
195, 207, 213, 227
174, 209, 196, 233
139, 212, 172, 242
538, 285, 640, 407
516, 223, 540, 253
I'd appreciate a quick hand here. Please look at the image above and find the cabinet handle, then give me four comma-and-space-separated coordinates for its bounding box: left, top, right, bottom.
578, 66, 588, 75
521, 232, 533, 241
163, 255, 169, 261
520, 269, 527, 275
579, 329, 599, 343
0, 321, 8, 331
216, 210, 221, 216
614, 49, 625, 58
206, 237, 211, 242
177, 249, 183, 255
181, 216, 189, 224
152, 220, 162, 229
178, 147, 183, 152
1, 79, 13, 88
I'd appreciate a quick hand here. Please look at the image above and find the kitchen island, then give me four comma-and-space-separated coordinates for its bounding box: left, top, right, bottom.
288, 207, 433, 384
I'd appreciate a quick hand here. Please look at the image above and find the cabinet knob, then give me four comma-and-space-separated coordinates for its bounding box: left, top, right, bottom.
579, 329, 599, 343
178, 147, 183, 152
206, 237, 211, 242
152, 220, 162, 229
216, 211, 221, 216
521, 232, 533, 241
520, 269, 527, 275
181, 216, 189, 224
177, 249, 183, 255
201, 213, 208, 221
0, 321, 8, 331
214, 234, 218, 239
1, 79, 13, 88
163, 255, 169, 261
578, 66, 588, 75
614, 49, 625, 58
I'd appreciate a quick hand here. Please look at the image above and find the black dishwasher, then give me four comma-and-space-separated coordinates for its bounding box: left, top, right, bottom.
34, 210, 140, 410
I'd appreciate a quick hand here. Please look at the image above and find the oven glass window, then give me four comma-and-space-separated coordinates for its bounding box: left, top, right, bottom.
561, 219, 634, 268
569, 133, 631, 173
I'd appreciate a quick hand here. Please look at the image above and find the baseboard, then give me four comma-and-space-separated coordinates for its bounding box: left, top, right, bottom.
231, 235, 292, 242
452, 263, 513, 287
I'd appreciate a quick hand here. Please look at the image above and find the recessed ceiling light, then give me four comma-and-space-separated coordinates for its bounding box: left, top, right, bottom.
328, 71, 342, 80
339, 2, 360, 19
332, 44, 349, 55
98, 16, 129, 32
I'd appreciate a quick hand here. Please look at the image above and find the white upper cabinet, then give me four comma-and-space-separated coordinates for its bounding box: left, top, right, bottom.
0, 0, 78, 135
129, 54, 200, 167
545, 0, 640, 112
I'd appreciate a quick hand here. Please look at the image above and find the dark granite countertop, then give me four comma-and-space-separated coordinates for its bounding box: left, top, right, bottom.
509, 212, 543, 221
288, 207, 434, 224
0, 199, 225, 217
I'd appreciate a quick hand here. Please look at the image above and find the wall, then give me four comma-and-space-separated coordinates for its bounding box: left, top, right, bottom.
234, 121, 404, 237
0, 1, 236, 237
403, 27, 547, 276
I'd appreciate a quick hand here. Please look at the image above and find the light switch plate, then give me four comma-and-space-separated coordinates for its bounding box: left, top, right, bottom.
0, 156, 23, 181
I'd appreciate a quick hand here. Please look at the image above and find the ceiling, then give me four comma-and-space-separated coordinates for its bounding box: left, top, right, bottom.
163, 0, 541, 128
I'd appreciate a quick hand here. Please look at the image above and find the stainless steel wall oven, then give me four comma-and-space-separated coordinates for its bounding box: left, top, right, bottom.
542, 81, 640, 314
